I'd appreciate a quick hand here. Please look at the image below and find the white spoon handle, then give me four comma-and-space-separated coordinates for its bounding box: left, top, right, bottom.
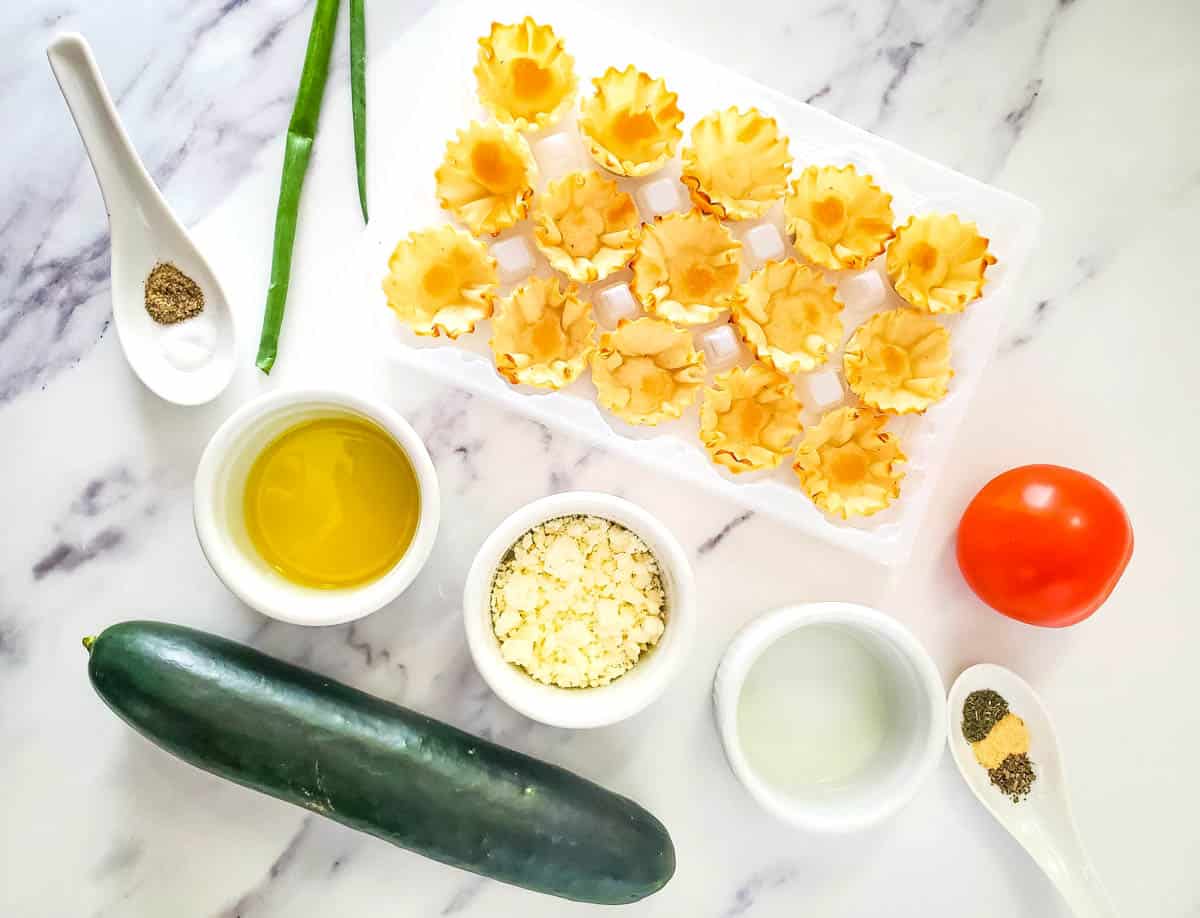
1032, 801, 1119, 918
47, 32, 158, 224
1054, 848, 1119, 918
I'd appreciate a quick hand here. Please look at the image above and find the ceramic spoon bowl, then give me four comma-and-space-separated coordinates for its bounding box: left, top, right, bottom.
47, 33, 235, 406
947, 663, 1117, 918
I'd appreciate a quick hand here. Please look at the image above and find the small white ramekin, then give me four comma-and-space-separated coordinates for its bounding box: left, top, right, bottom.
463, 492, 695, 729
194, 388, 440, 626
714, 602, 945, 833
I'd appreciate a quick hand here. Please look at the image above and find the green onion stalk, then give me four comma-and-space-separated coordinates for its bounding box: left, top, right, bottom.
351, 0, 368, 223
255, 0, 342, 374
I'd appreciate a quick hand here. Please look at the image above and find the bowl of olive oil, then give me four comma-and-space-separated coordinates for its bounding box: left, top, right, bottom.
195, 388, 439, 625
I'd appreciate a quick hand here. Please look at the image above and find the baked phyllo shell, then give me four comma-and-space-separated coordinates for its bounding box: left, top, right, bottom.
475, 17, 577, 131
436, 121, 536, 236
792, 406, 906, 518
700, 363, 803, 473
785, 164, 895, 270
887, 213, 995, 314
532, 171, 640, 283
591, 317, 705, 425
382, 224, 497, 338
733, 258, 844, 373
843, 307, 953, 414
681, 107, 792, 220
632, 210, 741, 326
578, 66, 684, 177
490, 275, 596, 389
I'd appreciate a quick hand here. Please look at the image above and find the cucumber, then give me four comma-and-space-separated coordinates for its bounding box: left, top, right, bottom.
85, 621, 674, 904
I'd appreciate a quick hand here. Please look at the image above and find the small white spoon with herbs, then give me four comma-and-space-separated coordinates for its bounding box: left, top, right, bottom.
47, 33, 235, 406
948, 663, 1118, 918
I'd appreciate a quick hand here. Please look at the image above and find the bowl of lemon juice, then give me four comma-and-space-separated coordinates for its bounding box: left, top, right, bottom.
714, 602, 945, 833
194, 388, 440, 625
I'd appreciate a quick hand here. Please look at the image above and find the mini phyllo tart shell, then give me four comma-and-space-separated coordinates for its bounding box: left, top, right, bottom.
887, 214, 996, 314
475, 18, 577, 131
700, 363, 803, 473
578, 65, 684, 177
632, 211, 741, 326
843, 308, 953, 414
792, 406, 906, 519
532, 171, 641, 283
436, 121, 537, 236
382, 224, 498, 338
785, 164, 895, 270
591, 317, 705, 425
733, 258, 844, 373
490, 275, 596, 389
681, 107, 792, 220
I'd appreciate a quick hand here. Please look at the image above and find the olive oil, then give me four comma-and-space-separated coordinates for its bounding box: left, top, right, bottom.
243, 416, 420, 589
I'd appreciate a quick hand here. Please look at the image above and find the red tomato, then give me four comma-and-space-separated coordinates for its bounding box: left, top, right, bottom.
956, 465, 1133, 627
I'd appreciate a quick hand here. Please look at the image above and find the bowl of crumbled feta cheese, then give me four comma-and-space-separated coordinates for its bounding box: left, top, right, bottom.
463, 491, 696, 728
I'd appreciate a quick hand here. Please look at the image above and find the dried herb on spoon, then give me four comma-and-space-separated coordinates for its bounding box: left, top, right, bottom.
255, 0, 341, 374
962, 688, 1038, 803
961, 688, 1009, 743
989, 752, 1036, 803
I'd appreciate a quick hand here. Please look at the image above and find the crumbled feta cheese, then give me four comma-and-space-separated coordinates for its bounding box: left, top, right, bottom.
489, 515, 667, 688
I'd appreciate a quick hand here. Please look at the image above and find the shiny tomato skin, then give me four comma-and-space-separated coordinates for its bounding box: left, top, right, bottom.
956, 465, 1133, 627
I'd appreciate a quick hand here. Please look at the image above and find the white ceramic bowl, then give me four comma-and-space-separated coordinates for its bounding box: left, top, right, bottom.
463, 492, 695, 729
713, 602, 945, 833
194, 388, 440, 626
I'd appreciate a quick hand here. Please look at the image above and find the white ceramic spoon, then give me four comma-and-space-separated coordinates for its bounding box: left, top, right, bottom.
948, 664, 1118, 918
47, 33, 235, 406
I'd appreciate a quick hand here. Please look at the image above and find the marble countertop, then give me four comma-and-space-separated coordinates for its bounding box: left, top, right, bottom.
3, 1, 1198, 915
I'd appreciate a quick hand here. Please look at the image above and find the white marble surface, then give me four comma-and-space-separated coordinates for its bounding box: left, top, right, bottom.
2, 1, 1198, 915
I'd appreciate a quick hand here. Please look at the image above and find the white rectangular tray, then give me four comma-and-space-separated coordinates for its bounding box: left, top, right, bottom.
355, 0, 1040, 566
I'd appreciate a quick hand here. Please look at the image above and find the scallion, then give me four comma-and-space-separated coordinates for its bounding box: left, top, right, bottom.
350, 0, 368, 223
255, 0, 342, 374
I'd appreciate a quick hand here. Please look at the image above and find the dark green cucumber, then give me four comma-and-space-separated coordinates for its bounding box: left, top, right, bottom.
85, 621, 674, 904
